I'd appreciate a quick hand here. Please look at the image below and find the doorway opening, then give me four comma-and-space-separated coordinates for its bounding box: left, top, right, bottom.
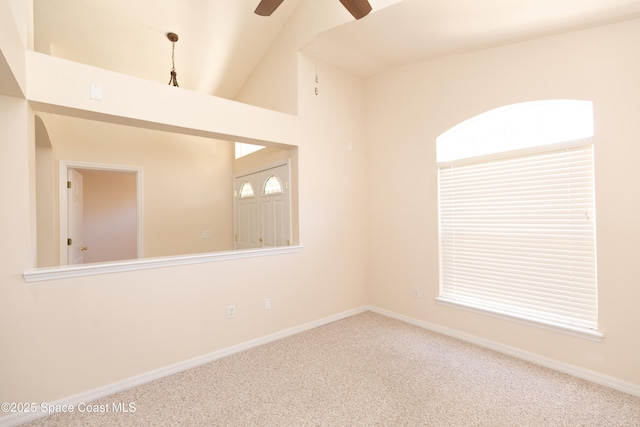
60, 162, 142, 265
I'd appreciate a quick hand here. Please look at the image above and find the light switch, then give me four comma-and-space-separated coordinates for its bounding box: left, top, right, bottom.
90, 84, 102, 100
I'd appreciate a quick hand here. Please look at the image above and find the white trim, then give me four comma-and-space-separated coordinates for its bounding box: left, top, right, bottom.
23, 246, 303, 283
367, 306, 640, 398
0, 306, 367, 427
59, 161, 144, 265
435, 296, 604, 341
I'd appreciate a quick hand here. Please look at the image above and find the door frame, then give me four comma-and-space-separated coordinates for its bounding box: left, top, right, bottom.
59, 161, 143, 265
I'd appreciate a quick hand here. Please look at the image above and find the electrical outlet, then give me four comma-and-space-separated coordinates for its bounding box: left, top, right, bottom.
227, 305, 235, 319
413, 288, 421, 299
264, 298, 271, 311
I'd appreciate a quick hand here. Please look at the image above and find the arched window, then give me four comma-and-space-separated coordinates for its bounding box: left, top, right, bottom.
436, 100, 599, 338
263, 175, 283, 195
239, 181, 254, 198
437, 99, 593, 163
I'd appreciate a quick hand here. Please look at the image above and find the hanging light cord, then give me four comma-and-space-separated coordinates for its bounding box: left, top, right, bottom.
314, 0, 319, 95
167, 32, 179, 87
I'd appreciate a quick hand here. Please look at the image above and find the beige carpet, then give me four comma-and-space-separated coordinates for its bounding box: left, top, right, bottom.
23, 312, 640, 426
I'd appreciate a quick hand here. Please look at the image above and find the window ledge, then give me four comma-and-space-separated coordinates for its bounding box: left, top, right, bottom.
23, 246, 303, 283
435, 296, 604, 342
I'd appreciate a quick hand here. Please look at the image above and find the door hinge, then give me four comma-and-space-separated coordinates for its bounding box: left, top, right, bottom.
67, 238, 72, 246
234, 234, 238, 242
67, 181, 72, 189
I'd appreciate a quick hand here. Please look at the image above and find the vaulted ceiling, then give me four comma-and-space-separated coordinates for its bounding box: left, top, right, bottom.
33, 0, 640, 100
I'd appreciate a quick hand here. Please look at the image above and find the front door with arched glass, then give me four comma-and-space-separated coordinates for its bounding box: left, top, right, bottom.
234, 163, 290, 249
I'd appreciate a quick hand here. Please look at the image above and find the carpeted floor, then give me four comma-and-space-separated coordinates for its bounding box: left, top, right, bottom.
22, 312, 640, 426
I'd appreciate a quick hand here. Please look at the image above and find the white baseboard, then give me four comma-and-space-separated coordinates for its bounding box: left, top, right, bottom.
367, 305, 640, 398
0, 306, 368, 427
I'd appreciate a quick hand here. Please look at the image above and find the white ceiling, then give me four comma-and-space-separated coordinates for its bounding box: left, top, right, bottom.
318, 0, 640, 77
33, 0, 640, 98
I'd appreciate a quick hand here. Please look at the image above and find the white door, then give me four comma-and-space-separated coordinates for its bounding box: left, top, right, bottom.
234, 163, 291, 249
259, 164, 290, 248
234, 174, 260, 249
67, 168, 85, 264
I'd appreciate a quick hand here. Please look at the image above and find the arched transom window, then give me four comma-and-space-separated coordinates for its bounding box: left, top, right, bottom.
436, 99, 594, 163
263, 175, 283, 195
239, 181, 254, 198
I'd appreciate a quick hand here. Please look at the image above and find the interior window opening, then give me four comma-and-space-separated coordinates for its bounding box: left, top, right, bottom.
28, 113, 300, 282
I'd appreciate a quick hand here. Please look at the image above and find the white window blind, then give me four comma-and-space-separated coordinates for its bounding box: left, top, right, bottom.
438, 145, 598, 331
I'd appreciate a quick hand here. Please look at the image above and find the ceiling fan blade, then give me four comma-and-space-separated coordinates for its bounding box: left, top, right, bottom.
338, 0, 372, 20
255, 0, 285, 16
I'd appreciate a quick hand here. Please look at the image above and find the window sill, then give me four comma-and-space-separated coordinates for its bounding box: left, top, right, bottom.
23, 246, 303, 283
435, 296, 604, 342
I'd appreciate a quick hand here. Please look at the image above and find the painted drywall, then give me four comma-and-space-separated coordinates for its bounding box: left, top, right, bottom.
0, 0, 370, 413
366, 18, 640, 387
235, 0, 366, 114
35, 145, 57, 267
0, 0, 25, 97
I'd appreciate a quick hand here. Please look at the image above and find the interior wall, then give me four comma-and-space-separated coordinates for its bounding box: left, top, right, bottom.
366, 18, 640, 387
295, 51, 371, 305
0, 0, 26, 98
35, 146, 57, 266
0, 95, 34, 409
235, 0, 359, 114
